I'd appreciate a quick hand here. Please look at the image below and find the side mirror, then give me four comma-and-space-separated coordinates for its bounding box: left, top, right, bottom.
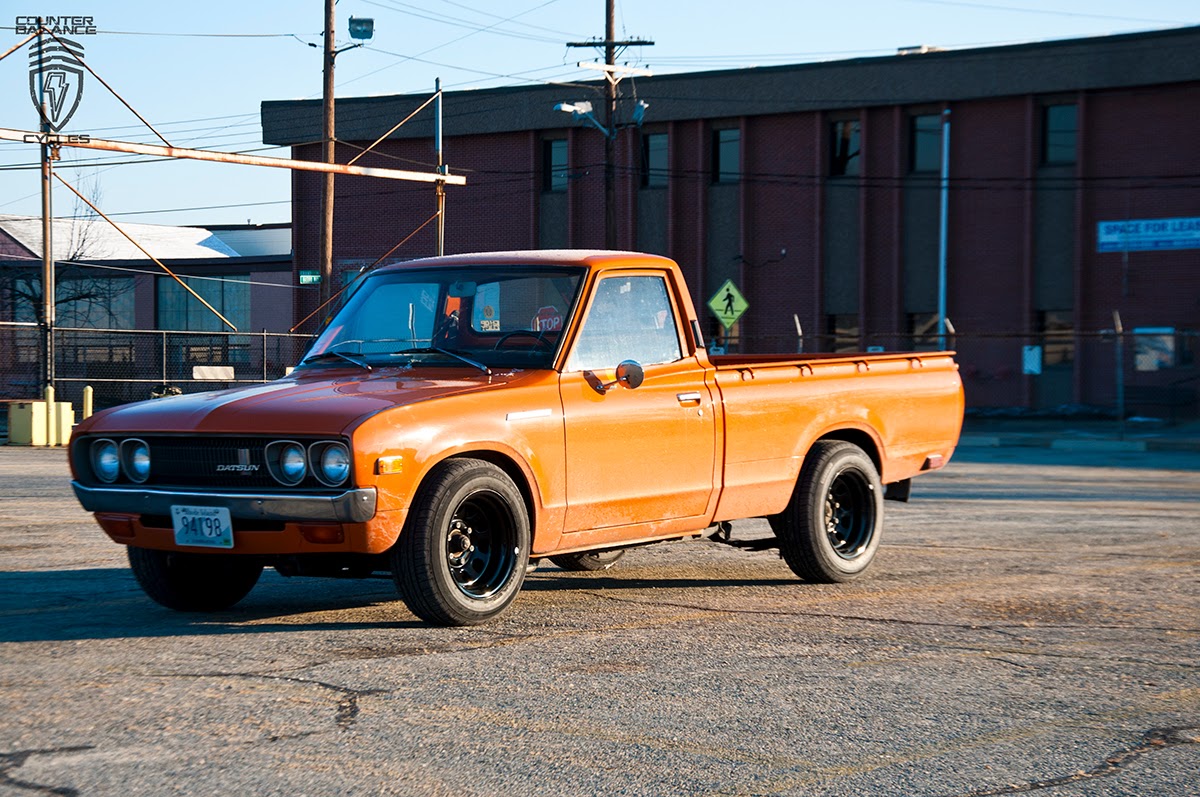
590, 360, 644, 394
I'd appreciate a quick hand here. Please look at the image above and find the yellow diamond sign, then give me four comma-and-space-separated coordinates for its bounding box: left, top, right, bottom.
707, 279, 748, 330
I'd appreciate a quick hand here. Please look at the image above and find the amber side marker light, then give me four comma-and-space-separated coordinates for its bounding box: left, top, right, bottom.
300, 524, 345, 545
376, 456, 404, 475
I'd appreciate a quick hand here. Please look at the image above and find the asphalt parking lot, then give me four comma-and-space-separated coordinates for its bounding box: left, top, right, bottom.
1, 444, 1197, 796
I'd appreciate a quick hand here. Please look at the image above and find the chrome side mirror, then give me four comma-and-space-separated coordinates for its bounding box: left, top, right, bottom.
589, 360, 644, 394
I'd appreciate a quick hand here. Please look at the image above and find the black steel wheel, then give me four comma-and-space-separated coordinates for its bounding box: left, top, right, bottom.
127, 547, 262, 611
549, 548, 626, 572
769, 441, 883, 583
392, 458, 529, 625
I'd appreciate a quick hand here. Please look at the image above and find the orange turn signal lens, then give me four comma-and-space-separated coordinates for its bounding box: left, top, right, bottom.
376, 456, 404, 475
299, 524, 345, 544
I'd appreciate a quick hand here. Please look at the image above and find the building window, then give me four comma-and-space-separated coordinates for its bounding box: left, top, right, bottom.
1038, 310, 1074, 366
826, 314, 860, 352
641, 133, 668, 188
910, 114, 943, 173
542, 139, 568, 192
830, 120, 860, 177
57, 275, 136, 329
1042, 104, 1077, 165
907, 312, 940, 350
712, 128, 740, 183
157, 274, 250, 331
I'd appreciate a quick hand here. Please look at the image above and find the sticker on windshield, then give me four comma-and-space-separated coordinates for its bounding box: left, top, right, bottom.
420, 289, 436, 313
532, 305, 562, 332
472, 283, 502, 332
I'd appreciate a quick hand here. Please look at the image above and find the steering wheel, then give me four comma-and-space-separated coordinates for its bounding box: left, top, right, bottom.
493, 330, 554, 351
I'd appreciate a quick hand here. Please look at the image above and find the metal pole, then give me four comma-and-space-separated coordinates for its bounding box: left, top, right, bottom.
603, 0, 616, 250
37, 19, 56, 391
937, 108, 951, 351
319, 0, 336, 310
1113, 310, 1125, 440
435, 78, 445, 256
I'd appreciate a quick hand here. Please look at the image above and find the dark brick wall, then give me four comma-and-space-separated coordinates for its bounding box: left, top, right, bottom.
289, 79, 1200, 410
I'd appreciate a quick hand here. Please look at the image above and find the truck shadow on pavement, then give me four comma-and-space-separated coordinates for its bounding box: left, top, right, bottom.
0, 567, 800, 643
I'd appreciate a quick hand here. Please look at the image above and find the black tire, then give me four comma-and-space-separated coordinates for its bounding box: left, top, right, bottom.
770, 441, 883, 583
392, 459, 530, 626
126, 547, 263, 611
549, 549, 626, 572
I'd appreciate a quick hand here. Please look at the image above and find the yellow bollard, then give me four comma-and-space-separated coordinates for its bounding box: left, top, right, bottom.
83, 386, 93, 420
44, 385, 57, 447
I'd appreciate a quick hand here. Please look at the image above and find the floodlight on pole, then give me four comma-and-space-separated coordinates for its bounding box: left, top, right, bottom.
348, 16, 374, 41
554, 100, 611, 138
632, 100, 649, 126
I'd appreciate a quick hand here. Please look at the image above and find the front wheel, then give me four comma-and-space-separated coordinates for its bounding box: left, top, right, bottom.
769, 441, 883, 583
127, 547, 263, 611
392, 459, 530, 626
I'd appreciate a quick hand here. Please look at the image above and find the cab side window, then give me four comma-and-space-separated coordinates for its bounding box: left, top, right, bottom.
568, 275, 682, 371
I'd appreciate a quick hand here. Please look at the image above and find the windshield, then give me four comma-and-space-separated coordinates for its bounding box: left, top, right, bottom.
300, 264, 586, 371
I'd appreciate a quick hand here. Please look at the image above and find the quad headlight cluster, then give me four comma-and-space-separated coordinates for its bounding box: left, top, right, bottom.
85, 437, 353, 488
90, 438, 151, 484
265, 440, 352, 487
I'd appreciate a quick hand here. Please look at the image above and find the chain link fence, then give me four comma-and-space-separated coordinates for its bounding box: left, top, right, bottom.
712, 328, 1199, 422
2, 322, 1196, 424
1, 322, 314, 412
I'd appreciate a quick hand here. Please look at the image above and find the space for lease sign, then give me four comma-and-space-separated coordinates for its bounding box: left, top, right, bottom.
1097, 217, 1200, 252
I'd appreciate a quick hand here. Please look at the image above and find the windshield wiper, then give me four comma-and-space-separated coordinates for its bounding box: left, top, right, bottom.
299, 350, 372, 371
404, 347, 492, 376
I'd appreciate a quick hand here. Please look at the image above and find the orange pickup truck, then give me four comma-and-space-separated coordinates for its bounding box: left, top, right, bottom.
69, 250, 963, 625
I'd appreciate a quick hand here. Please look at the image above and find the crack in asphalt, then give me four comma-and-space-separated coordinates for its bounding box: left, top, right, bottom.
945, 726, 1200, 796
154, 672, 390, 732
0, 747, 93, 796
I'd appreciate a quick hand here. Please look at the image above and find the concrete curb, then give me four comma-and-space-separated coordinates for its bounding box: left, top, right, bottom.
958, 433, 1200, 453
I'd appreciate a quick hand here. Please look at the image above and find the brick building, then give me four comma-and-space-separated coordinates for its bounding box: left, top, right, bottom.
262, 25, 1200, 415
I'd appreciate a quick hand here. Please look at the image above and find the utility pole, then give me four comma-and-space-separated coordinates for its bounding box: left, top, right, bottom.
36, 18, 55, 390
602, 4, 615, 250
567, 0, 652, 250
435, 78, 445, 255
319, 0, 336, 310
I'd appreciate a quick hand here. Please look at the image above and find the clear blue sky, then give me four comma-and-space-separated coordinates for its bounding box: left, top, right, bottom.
1, 1, 1195, 228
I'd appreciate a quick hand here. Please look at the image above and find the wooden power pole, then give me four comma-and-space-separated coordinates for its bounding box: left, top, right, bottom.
567, 0, 652, 250
319, 0, 337, 310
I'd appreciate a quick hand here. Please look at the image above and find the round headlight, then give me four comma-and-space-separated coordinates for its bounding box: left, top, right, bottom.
318, 444, 351, 486
281, 443, 307, 483
122, 439, 151, 483
91, 439, 119, 483
266, 440, 308, 486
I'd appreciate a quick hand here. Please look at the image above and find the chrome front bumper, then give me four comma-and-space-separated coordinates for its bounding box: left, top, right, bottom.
71, 482, 378, 524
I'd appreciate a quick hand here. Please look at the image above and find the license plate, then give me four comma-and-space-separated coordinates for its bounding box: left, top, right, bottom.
171, 505, 234, 549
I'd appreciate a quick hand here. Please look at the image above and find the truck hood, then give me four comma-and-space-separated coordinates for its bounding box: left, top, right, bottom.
77, 367, 533, 436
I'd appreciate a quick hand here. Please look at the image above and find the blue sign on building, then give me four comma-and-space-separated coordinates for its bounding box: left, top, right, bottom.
1097, 217, 1200, 252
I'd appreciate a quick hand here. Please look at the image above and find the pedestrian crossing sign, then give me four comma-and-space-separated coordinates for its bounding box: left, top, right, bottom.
707, 279, 748, 329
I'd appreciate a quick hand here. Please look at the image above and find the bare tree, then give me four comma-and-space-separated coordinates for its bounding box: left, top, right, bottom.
0, 173, 136, 329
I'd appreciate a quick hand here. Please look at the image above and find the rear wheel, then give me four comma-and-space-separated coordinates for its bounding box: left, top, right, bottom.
127, 547, 262, 611
392, 459, 529, 626
770, 441, 883, 583
549, 549, 626, 572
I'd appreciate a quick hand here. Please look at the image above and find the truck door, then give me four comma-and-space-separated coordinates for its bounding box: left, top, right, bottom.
558, 273, 716, 532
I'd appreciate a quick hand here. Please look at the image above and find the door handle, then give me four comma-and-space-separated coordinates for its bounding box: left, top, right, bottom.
676, 391, 703, 405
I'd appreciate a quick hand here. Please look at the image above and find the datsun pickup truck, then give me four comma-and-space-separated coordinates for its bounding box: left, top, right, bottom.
70, 250, 963, 625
